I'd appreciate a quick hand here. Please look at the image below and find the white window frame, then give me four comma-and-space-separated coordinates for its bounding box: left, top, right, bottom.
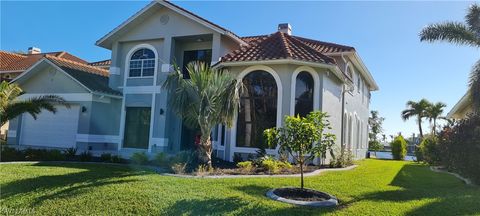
124, 44, 159, 83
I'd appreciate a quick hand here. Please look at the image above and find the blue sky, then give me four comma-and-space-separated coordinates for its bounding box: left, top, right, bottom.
1, 1, 478, 138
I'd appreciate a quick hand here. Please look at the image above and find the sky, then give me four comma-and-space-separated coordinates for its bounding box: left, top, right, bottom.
1, 1, 478, 139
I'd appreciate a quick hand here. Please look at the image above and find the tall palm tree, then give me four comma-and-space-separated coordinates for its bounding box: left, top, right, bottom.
0, 81, 68, 126
162, 62, 242, 168
420, 4, 480, 113
401, 99, 431, 138
426, 102, 447, 135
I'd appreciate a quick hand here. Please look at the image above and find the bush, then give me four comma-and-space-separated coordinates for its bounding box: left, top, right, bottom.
153, 152, 168, 166
391, 135, 407, 160
417, 136, 440, 165
63, 148, 77, 161
171, 163, 187, 174
169, 151, 199, 172
111, 155, 122, 163
130, 152, 149, 165
330, 149, 354, 168
78, 151, 92, 162
100, 153, 112, 162
437, 114, 480, 184
47, 149, 65, 161
195, 164, 212, 176
261, 158, 280, 174
237, 161, 253, 172
368, 140, 383, 152
1, 146, 24, 161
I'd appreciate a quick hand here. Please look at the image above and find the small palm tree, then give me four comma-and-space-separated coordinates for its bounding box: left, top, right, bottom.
0, 81, 68, 126
162, 62, 242, 168
420, 4, 480, 113
426, 102, 447, 135
401, 99, 431, 138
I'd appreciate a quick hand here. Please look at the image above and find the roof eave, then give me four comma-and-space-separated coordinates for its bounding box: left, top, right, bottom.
446, 91, 471, 119
328, 51, 379, 91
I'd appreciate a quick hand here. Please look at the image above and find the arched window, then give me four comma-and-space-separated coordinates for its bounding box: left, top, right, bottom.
294, 71, 314, 117
129, 48, 156, 77
237, 71, 277, 148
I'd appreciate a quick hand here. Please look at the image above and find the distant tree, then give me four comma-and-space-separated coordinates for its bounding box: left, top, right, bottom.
368, 110, 385, 142
426, 102, 447, 136
401, 99, 431, 138
420, 3, 480, 113
391, 135, 407, 160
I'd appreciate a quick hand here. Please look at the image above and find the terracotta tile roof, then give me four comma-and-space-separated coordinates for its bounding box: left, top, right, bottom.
45, 56, 120, 96
292, 36, 355, 53
221, 32, 336, 64
88, 59, 111, 67
0, 51, 88, 72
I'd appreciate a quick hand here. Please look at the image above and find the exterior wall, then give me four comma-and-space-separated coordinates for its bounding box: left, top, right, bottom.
106, 5, 242, 157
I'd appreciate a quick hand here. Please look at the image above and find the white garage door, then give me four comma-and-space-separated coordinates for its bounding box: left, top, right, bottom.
20, 105, 80, 148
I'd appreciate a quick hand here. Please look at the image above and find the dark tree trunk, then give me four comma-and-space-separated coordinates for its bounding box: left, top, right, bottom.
418, 116, 424, 138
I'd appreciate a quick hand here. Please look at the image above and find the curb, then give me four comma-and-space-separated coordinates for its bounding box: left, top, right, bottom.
430, 166, 476, 186
266, 187, 338, 207
161, 165, 358, 179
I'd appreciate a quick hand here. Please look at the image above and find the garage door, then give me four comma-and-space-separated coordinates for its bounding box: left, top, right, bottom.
20, 105, 80, 148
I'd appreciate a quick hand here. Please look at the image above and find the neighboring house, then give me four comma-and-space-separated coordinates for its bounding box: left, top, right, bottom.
447, 91, 473, 119
7, 0, 378, 163
0, 48, 88, 82
88, 59, 111, 70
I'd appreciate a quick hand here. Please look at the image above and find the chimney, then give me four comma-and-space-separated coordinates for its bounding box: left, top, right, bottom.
278, 23, 292, 35
27, 47, 41, 54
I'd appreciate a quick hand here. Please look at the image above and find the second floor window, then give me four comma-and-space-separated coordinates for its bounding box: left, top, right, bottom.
129, 48, 155, 77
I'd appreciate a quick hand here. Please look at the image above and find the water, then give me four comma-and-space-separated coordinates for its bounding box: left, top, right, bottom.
371, 151, 416, 161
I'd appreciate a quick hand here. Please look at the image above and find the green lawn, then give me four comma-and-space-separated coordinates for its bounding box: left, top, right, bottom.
1, 159, 479, 215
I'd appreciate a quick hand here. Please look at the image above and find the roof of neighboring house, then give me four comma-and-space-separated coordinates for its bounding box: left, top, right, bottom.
88, 59, 111, 67
221, 32, 337, 64
44, 56, 121, 96
0, 51, 88, 72
446, 91, 473, 119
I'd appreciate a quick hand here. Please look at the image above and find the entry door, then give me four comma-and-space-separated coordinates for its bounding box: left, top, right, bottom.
123, 107, 151, 149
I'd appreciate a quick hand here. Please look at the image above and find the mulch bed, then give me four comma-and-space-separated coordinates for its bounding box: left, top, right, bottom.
272, 188, 331, 202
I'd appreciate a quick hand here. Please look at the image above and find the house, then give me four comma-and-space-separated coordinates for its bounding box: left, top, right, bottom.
7, 0, 378, 163
446, 91, 473, 119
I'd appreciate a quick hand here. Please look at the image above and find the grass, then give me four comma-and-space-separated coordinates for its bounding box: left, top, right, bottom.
0, 159, 479, 215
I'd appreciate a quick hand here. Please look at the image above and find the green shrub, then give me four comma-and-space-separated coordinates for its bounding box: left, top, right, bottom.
63, 148, 77, 161
196, 164, 212, 176
130, 152, 149, 165
417, 136, 440, 165
153, 152, 168, 166
100, 153, 112, 162
171, 163, 187, 174
46, 149, 65, 161
78, 151, 92, 162
278, 161, 293, 169
0, 146, 24, 161
261, 158, 280, 174
330, 149, 354, 168
237, 161, 253, 172
368, 140, 383, 152
391, 135, 407, 160
233, 153, 243, 163
110, 155, 122, 163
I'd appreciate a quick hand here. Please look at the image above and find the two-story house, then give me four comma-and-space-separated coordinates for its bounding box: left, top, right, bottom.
7, 0, 378, 162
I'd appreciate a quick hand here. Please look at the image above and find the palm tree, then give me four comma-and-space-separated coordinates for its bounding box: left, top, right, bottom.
401, 99, 431, 138
420, 4, 480, 113
0, 81, 68, 126
162, 62, 242, 168
426, 102, 447, 135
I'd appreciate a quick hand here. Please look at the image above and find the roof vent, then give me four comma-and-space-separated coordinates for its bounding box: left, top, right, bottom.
28, 47, 41, 54
278, 23, 292, 35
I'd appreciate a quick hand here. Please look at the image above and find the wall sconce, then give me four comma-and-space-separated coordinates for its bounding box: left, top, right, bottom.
159, 108, 164, 115
81, 106, 87, 113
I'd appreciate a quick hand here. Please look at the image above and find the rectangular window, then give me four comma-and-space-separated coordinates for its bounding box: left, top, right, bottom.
182, 49, 212, 79
123, 107, 151, 149
220, 125, 226, 146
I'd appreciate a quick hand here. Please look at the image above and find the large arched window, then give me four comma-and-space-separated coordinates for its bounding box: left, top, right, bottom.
237, 71, 278, 148
129, 48, 155, 77
294, 71, 314, 117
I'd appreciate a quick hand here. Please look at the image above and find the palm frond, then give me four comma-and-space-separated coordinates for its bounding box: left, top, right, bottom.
419, 22, 480, 47
466, 4, 480, 34
1, 95, 68, 126
470, 59, 480, 112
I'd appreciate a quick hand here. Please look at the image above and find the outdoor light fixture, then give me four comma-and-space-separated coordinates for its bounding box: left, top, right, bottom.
159, 108, 164, 115
81, 106, 87, 113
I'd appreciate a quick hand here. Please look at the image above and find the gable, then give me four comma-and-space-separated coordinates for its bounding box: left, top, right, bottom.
17, 61, 88, 94
97, 1, 245, 49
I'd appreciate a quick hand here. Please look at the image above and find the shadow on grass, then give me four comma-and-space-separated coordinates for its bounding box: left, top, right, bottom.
1, 162, 149, 206
352, 163, 480, 215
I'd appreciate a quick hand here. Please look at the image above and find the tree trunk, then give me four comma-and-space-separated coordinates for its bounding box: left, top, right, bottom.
300, 161, 304, 189
418, 116, 424, 138
200, 127, 213, 169
432, 118, 437, 136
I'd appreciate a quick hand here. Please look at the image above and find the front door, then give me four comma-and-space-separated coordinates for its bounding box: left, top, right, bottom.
124, 107, 151, 149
